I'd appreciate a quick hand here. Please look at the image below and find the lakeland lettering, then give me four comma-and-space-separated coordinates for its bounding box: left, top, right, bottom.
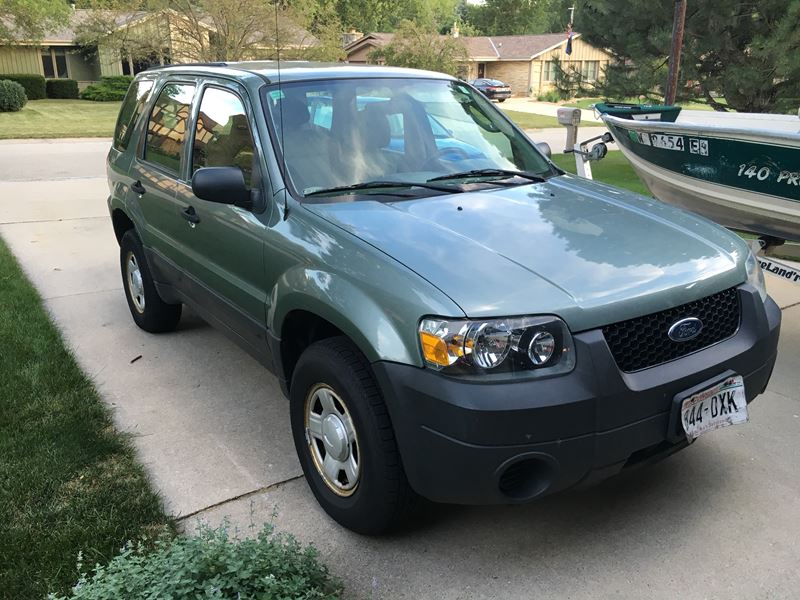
759, 258, 800, 284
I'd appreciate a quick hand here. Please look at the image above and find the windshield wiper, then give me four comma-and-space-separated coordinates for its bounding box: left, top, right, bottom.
427, 168, 547, 184
304, 180, 461, 198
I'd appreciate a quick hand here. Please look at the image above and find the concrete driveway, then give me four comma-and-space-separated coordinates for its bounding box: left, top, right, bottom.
2, 138, 800, 599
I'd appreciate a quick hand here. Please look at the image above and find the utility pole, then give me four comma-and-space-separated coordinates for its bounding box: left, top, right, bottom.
665, 0, 687, 105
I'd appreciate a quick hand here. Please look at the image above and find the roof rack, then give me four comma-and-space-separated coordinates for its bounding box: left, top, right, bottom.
144, 62, 229, 71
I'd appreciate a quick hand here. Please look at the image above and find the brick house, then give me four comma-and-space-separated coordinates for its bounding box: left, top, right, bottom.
343, 31, 613, 97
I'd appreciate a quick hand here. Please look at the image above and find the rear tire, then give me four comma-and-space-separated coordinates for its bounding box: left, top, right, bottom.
290, 336, 418, 534
120, 229, 181, 333
497, 98, 506, 103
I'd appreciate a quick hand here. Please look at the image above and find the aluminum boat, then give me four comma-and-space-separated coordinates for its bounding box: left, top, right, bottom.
596, 103, 800, 243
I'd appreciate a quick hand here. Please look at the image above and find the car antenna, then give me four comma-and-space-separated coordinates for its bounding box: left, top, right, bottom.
274, 0, 288, 220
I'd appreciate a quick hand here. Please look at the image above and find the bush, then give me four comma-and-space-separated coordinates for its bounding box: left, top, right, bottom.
46, 78, 79, 99
80, 75, 133, 102
0, 80, 27, 112
537, 89, 562, 103
0, 73, 45, 100
48, 522, 343, 599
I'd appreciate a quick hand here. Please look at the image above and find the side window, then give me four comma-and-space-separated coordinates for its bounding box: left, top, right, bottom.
113, 79, 153, 151
192, 87, 256, 186
144, 83, 195, 176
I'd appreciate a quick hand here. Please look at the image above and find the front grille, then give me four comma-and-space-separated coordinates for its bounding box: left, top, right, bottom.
602, 287, 741, 372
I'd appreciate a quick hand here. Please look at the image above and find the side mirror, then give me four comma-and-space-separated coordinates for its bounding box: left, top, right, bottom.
536, 142, 552, 159
191, 167, 252, 209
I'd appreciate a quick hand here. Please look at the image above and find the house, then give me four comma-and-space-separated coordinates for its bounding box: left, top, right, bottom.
343, 31, 613, 97
0, 9, 316, 89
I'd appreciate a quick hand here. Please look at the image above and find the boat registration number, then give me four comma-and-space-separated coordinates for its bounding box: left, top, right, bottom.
642, 133, 685, 151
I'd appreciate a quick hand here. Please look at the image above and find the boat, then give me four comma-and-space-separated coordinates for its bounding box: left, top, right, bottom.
594, 102, 800, 243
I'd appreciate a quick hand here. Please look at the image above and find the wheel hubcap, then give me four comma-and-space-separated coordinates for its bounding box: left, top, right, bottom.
126, 252, 145, 313
304, 384, 360, 496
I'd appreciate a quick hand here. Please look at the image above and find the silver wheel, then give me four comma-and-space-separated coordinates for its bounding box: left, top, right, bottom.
304, 384, 360, 496
125, 251, 145, 313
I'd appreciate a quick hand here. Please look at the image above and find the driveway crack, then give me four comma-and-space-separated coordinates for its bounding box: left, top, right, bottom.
175, 474, 305, 522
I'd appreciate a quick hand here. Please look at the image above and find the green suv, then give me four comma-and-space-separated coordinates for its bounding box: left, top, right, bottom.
107, 62, 781, 534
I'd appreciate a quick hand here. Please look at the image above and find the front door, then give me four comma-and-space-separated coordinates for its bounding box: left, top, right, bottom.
478, 63, 486, 78
172, 81, 271, 364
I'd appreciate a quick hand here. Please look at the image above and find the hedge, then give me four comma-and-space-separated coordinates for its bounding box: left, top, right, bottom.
0, 73, 45, 100
46, 78, 79, 99
0, 79, 27, 112
80, 75, 133, 102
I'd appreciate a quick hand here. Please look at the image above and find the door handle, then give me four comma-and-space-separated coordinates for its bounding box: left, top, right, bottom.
181, 205, 200, 226
131, 180, 146, 195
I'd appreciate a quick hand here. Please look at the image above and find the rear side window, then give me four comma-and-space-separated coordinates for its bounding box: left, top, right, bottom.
192, 87, 256, 186
144, 83, 196, 176
113, 79, 153, 151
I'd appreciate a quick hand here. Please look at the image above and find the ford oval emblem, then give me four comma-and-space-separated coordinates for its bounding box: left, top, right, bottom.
668, 317, 703, 342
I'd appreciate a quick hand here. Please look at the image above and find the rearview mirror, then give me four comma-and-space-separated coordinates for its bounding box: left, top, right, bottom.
191, 167, 252, 209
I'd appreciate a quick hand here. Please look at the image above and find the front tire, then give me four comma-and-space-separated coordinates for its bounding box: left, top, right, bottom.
290, 337, 417, 534
120, 229, 181, 333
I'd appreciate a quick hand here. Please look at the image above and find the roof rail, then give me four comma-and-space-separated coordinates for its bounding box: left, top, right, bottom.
144, 62, 229, 71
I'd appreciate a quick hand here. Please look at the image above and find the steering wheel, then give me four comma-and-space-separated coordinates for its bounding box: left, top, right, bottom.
421, 147, 470, 171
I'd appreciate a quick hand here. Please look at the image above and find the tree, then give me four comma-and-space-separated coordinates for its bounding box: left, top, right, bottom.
463, 0, 556, 36
369, 19, 467, 76
0, 0, 70, 42
577, 0, 800, 113
334, 0, 459, 34
74, 0, 344, 65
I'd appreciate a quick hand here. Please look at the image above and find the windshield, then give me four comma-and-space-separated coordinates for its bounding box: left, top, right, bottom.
261, 77, 554, 200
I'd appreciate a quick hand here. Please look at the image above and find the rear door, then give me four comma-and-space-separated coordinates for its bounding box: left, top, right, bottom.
172, 78, 271, 363
130, 79, 199, 275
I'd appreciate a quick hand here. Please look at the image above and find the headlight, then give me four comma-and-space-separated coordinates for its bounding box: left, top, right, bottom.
745, 249, 768, 302
419, 315, 575, 377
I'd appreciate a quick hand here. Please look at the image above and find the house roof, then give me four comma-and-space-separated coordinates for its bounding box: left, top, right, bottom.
7, 8, 314, 48
342, 32, 394, 54
463, 33, 579, 60
37, 9, 147, 45
344, 31, 583, 62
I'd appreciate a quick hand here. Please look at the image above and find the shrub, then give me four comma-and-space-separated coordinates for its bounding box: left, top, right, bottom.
0, 73, 45, 100
46, 78, 79, 99
48, 522, 343, 599
80, 75, 133, 102
537, 89, 561, 103
0, 80, 27, 112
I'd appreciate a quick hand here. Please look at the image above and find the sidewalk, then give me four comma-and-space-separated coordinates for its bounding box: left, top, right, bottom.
503, 97, 603, 123
524, 126, 609, 153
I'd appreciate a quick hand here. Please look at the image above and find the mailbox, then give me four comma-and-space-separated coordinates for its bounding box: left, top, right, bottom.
557, 107, 581, 126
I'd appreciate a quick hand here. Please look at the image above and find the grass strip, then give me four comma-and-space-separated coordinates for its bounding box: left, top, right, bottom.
0, 236, 171, 599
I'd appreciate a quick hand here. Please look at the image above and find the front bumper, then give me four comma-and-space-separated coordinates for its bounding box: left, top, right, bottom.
372, 287, 781, 504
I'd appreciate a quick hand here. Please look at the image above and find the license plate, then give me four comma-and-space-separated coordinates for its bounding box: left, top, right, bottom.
681, 375, 747, 440
648, 133, 685, 151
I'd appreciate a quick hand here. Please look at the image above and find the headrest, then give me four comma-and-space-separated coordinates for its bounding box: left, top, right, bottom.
278, 98, 310, 129
358, 103, 390, 150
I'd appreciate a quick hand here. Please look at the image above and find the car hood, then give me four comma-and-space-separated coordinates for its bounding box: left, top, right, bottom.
305, 174, 748, 331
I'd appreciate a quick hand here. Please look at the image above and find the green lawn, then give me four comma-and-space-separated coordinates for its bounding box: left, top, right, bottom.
0, 237, 171, 598
501, 109, 561, 129
0, 99, 121, 139
550, 151, 650, 196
